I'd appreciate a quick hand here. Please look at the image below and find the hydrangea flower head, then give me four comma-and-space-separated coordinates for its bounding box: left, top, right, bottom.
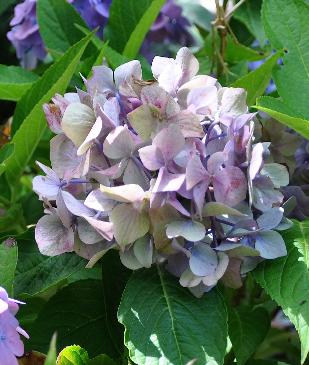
34, 47, 291, 296
0, 287, 29, 365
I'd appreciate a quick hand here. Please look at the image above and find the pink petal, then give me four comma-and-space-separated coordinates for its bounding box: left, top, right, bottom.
186, 154, 209, 190
153, 124, 185, 162
213, 166, 247, 207
193, 181, 209, 217
152, 168, 186, 193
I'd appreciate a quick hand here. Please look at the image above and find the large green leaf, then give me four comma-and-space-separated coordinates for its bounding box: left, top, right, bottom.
14, 230, 86, 297
101, 251, 130, 357
228, 306, 270, 365
118, 266, 227, 365
123, 0, 165, 59
5, 33, 92, 183
88, 355, 117, 365
76, 24, 152, 78
0, 203, 24, 234
262, 0, 309, 119
234, 0, 266, 46
253, 220, 309, 364
255, 96, 309, 139
232, 52, 282, 105
37, 0, 87, 55
0, 242, 18, 296
105, 0, 154, 53
28, 280, 121, 358
0, 65, 38, 101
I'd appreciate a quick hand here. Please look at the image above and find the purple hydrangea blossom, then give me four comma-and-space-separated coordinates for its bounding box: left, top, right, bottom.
8, 0, 193, 69
7, 0, 46, 69
33, 47, 291, 296
0, 287, 29, 365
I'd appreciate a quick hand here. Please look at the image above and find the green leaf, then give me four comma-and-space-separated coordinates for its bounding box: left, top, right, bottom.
205, 34, 266, 66
28, 280, 121, 358
228, 306, 270, 365
0, 143, 14, 177
101, 251, 130, 357
57, 345, 89, 365
0, 65, 38, 101
88, 355, 117, 365
37, 0, 87, 54
44, 334, 57, 365
255, 96, 309, 139
253, 220, 309, 364
0, 203, 24, 234
225, 35, 266, 62
105, 0, 154, 53
0, 0, 18, 16
76, 25, 152, 77
5, 33, 92, 183
14, 230, 86, 297
234, 0, 266, 46
262, 0, 309, 119
0, 242, 18, 296
123, 0, 165, 59
118, 266, 227, 365
232, 52, 282, 105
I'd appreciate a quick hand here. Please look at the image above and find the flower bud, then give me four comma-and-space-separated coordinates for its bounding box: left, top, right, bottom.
61, 102, 96, 147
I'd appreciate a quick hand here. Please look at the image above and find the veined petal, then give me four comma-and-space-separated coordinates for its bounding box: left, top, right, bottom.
35, 214, 74, 256
213, 166, 247, 207
110, 203, 149, 247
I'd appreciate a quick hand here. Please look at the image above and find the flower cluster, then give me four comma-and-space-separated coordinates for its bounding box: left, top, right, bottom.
7, 0, 192, 69
0, 287, 29, 365
33, 47, 291, 297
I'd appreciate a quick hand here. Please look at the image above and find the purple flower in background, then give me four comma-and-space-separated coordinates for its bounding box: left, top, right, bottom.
7, 0, 45, 69
0, 287, 29, 365
8, 0, 193, 69
141, 0, 193, 61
